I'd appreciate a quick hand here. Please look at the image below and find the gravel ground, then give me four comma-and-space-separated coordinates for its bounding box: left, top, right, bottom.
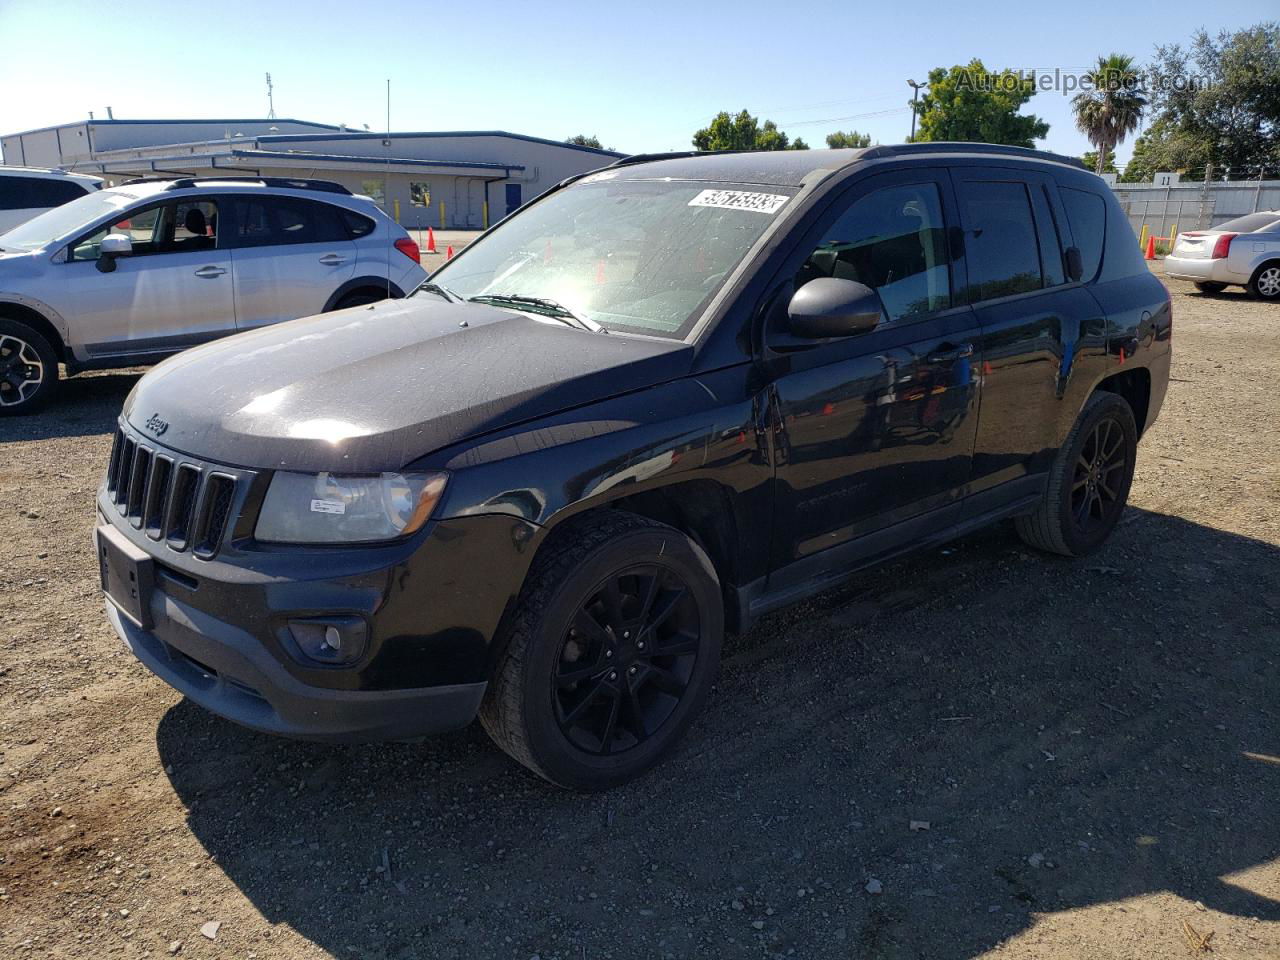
1, 266, 1277, 960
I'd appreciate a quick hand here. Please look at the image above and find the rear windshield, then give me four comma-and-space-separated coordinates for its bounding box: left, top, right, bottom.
0, 190, 136, 251
424, 177, 796, 339
1214, 212, 1280, 233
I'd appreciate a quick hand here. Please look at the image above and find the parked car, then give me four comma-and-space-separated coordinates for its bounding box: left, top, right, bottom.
0, 176, 427, 414
1164, 210, 1280, 299
0, 165, 103, 234
96, 144, 1170, 790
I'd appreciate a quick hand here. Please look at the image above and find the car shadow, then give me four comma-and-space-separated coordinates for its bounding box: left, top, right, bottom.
156, 508, 1280, 959
0, 371, 139, 441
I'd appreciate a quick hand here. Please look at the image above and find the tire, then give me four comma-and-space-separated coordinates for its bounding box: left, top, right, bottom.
1193, 281, 1227, 295
1247, 262, 1280, 301
333, 289, 387, 310
0, 318, 59, 416
480, 512, 723, 791
1015, 391, 1137, 557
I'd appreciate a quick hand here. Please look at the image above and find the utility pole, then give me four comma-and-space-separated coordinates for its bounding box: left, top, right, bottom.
907, 79, 927, 142
266, 72, 275, 119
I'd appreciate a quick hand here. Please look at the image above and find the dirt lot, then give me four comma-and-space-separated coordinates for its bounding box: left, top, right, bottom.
2, 268, 1277, 960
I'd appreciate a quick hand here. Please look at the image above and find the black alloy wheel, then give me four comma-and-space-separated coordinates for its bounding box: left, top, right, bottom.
481, 513, 723, 791
1070, 416, 1129, 534
553, 564, 701, 756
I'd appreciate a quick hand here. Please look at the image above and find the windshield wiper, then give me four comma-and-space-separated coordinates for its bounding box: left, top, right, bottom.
467, 294, 606, 334
416, 280, 461, 303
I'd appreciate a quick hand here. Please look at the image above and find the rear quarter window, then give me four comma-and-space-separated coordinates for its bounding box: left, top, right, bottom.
1059, 187, 1105, 282
340, 208, 376, 238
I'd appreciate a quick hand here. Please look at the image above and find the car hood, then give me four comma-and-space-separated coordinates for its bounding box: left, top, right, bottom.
123, 297, 694, 472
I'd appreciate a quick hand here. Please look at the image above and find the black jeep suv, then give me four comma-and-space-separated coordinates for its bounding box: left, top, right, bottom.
97, 144, 1171, 790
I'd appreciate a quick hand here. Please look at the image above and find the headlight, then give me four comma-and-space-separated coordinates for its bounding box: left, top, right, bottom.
255, 471, 448, 544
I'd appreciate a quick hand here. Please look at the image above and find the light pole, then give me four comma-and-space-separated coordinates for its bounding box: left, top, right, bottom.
907, 79, 927, 141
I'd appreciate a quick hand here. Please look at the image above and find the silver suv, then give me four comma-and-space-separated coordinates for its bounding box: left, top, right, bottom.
0, 177, 427, 414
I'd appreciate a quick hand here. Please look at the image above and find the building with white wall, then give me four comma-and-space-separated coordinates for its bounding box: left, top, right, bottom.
1, 118, 623, 228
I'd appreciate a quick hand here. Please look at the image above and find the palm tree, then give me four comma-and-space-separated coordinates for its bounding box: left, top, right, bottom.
1073, 54, 1147, 175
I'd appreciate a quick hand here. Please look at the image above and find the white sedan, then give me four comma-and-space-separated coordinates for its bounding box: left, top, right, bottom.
1165, 210, 1280, 300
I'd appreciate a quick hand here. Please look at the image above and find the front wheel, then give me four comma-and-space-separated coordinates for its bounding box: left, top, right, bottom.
480, 513, 723, 791
1015, 391, 1137, 557
1193, 281, 1227, 295
1247, 262, 1280, 301
0, 319, 59, 416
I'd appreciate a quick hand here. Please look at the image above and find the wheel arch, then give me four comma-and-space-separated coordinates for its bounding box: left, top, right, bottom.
1092, 366, 1152, 437
0, 298, 67, 361
322, 277, 406, 312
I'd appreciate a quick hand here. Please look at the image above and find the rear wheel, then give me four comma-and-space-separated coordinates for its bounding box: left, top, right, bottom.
480, 513, 723, 791
1193, 281, 1227, 295
1247, 262, 1280, 301
1015, 391, 1137, 557
0, 319, 59, 416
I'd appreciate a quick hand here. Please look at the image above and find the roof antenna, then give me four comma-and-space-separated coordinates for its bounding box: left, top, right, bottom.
106, 106, 114, 120
385, 78, 393, 301
266, 72, 276, 119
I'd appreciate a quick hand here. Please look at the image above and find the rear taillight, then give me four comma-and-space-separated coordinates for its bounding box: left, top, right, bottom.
1211, 233, 1237, 259
394, 236, 421, 264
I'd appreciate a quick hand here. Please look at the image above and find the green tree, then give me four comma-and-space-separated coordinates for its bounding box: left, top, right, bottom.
1081, 150, 1118, 175
911, 59, 1050, 147
825, 130, 872, 149
692, 110, 810, 152
1142, 22, 1280, 178
1073, 54, 1147, 174
566, 134, 604, 149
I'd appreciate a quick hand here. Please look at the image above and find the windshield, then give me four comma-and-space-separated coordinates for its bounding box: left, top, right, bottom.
0, 190, 137, 251
1214, 212, 1280, 234
423, 177, 796, 338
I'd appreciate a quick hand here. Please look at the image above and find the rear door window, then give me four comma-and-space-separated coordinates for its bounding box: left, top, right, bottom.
955, 180, 1043, 301
1058, 187, 1106, 283
0, 176, 90, 210
230, 197, 349, 247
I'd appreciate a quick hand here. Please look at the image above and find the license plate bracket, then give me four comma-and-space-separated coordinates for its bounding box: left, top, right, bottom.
96, 524, 155, 630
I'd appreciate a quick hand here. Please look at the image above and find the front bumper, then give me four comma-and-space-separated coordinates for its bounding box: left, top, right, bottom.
1163, 256, 1241, 284
108, 599, 486, 741
95, 426, 540, 741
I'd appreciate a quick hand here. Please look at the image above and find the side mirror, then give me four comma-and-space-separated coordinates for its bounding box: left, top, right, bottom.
1064, 246, 1084, 282
787, 277, 883, 339
96, 233, 132, 273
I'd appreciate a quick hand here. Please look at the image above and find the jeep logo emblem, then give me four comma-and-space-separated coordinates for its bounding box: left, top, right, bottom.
143, 413, 169, 437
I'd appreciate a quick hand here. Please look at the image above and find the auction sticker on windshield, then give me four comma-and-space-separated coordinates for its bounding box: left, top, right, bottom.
688, 189, 789, 214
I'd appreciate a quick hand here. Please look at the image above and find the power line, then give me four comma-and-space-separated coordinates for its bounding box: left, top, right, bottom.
781, 106, 912, 128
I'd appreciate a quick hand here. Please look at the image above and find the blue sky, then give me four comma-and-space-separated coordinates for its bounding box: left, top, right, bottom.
0, 0, 1274, 165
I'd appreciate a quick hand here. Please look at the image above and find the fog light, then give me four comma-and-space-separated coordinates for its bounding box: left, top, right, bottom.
287, 616, 368, 666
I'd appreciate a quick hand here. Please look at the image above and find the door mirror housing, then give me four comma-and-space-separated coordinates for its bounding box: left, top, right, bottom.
1064, 245, 1084, 282
787, 277, 883, 339
96, 233, 132, 273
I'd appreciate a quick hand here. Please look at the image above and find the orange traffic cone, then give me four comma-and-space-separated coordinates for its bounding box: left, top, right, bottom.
446, 245, 454, 260
1144, 234, 1156, 260
426, 227, 437, 253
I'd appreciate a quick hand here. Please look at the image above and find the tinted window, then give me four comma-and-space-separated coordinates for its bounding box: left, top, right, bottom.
231, 197, 348, 247
798, 182, 951, 321
957, 181, 1042, 301
1029, 186, 1066, 287
1058, 187, 1106, 283
341, 208, 375, 238
1214, 211, 1280, 233
0, 176, 90, 210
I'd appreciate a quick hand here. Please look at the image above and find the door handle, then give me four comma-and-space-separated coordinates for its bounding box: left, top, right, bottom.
194, 266, 226, 278
926, 343, 974, 363
318, 254, 348, 266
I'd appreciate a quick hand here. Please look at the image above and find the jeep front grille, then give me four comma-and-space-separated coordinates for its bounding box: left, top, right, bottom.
105, 428, 244, 559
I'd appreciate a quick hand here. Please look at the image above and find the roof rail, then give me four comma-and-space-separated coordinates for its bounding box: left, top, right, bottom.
608, 149, 745, 168
860, 142, 1087, 170
164, 176, 352, 194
